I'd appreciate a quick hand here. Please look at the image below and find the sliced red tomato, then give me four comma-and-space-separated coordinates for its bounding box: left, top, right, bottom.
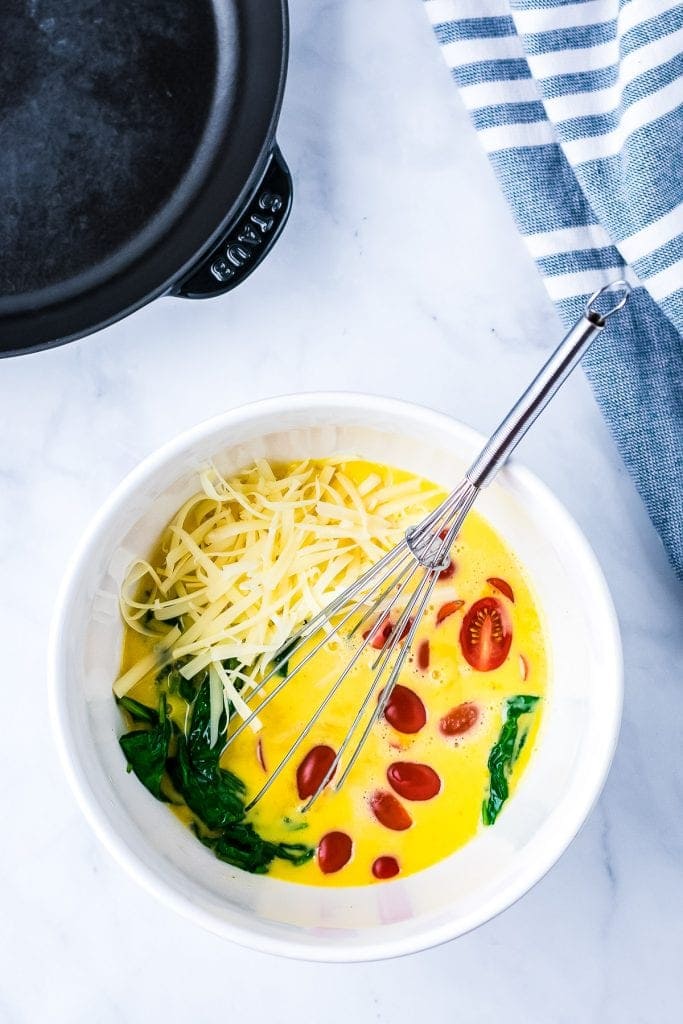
363, 616, 393, 649
436, 528, 456, 577
417, 639, 430, 670
381, 684, 427, 734
387, 762, 441, 801
363, 616, 413, 650
439, 559, 456, 581
436, 529, 456, 580
487, 576, 515, 602
317, 831, 353, 873
439, 701, 479, 736
296, 745, 336, 799
370, 790, 413, 831
372, 855, 400, 879
436, 599, 464, 625
396, 617, 413, 642
459, 597, 512, 671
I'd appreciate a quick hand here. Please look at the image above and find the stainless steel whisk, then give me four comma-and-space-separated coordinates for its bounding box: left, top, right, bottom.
225, 280, 631, 811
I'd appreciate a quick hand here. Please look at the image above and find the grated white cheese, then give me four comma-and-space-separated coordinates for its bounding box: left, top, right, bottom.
114, 458, 435, 716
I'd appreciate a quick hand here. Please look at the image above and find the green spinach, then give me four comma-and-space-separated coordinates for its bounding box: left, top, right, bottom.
186, 674, 225, 772
158, 662, 200, 704
117, 675, 313, 872
166, 676, 245, 827
283, 816, 309, 832
170, 734, 246, 829
196, 822, 313, 874
482, 694, 539, 826
117, 695, 158, 725
119, 695, 171, 800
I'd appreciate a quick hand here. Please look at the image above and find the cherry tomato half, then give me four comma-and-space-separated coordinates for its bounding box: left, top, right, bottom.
317, 831, 353, 873
370, 790, 413, 831
436, 599, 464, 625
459, 597, 512, 671
364, 616, 413, 650
439, 559, 456, 581
372, 855, 400, 879
436, 529, 456, 580
487, 576, 515, 603
387, 762, 441, 801
296, 745, 336, 799
439, 701, 479, 736
417, 639, 430, 670
381, 684, 427, 734
364, 616, 393, 649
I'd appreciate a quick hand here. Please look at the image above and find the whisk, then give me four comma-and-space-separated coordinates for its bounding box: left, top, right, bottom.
226, 280, 631, 811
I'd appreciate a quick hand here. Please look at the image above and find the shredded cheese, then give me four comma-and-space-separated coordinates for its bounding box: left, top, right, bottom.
114, 458, 436, 718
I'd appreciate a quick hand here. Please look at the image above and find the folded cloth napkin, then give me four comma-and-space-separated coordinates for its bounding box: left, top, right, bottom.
423, 0, 683, 579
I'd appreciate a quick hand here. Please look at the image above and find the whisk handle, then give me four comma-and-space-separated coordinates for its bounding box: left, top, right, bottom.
466, 280, 631, 488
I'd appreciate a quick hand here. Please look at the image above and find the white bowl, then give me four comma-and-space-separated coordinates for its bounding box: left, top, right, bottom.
48, 394, 622, 962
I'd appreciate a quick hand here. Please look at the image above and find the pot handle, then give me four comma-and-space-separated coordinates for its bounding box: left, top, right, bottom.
172, 144, 293, 299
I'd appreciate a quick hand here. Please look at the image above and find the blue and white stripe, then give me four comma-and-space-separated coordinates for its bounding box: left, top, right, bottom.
424, 0, 683, 578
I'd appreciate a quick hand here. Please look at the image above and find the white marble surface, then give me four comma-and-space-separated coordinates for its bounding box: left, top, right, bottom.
1, 1, 681, 1020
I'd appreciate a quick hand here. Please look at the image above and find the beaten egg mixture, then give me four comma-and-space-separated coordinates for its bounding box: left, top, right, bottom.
119, 459, 547, 887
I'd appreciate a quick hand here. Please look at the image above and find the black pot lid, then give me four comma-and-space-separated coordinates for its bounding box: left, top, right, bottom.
0, 0, 287, 355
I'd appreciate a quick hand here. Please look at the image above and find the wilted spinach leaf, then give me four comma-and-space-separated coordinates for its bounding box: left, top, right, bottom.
506, 694, 539, 717
283, 816, 309, 832
119, 695, 171, 800
170, 734, 245, 829
197, 822, 313, 874
117, 674, 313, 873
158, 662, 201, 704
185, 676, 227, 775
482, 694, 539, 826
117, 695, 158, 725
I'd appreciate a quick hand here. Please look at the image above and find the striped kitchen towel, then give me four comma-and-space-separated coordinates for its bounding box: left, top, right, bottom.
423, 0, 683, 579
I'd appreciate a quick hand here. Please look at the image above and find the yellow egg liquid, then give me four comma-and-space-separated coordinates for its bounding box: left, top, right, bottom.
120, 460, 547, 887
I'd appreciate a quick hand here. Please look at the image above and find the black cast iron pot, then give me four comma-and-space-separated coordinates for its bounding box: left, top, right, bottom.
0, 0, 291, 357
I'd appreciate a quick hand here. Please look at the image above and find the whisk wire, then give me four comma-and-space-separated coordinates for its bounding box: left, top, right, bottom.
302, 484, 480, 807
242, 553, 421, 810
303, 560, 438, 810
243, 480, 481, 809
223, 540, 413, 751
346, 551, 417, 640
249, 537, 412, 694
331, 566, 440, 796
